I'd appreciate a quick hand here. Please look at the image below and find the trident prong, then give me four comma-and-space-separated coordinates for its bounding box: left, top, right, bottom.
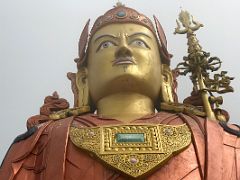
174, 10, 203, 34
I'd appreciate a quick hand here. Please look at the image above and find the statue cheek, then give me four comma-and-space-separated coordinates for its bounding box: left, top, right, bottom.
144, 52, 161, 75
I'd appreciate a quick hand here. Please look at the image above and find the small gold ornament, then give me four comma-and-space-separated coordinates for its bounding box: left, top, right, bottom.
114, 1, 125, 7
76, 67, 90, 108
160, 102, 206, 117
49, 106, 90, 120
161, 64, 175, 103
70, 123, 191, 178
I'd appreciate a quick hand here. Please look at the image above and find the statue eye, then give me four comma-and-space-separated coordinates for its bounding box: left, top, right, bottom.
130, 39, 149, 48
98, 41, 116, 51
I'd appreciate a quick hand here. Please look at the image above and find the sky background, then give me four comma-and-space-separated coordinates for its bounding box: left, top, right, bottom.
0, 0, 240, 162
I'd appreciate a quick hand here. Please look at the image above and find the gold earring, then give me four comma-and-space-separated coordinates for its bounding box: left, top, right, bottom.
161, 64, 174, 103
76, 67, 90, 108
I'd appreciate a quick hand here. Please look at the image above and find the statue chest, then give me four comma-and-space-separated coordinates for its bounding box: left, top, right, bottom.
65, 123, 200, 179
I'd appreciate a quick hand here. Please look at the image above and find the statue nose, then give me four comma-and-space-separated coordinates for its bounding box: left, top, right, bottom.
115, 46, 132, 58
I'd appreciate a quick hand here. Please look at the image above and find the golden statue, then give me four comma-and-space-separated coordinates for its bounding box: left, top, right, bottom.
1, 4, 239, 180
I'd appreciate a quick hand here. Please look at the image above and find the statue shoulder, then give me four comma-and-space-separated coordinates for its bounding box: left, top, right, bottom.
205, 120, 240, 179
0, 121, 51, 178
26, 91, 90, 127
0, 117, 73, 179
0, 91, 77, 179
219, 121, 240, 137
26, 91, 70, 128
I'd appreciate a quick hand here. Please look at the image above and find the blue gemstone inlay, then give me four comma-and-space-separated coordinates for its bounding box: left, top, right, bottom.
116, 133, 145, 143
116, 11, 126, 17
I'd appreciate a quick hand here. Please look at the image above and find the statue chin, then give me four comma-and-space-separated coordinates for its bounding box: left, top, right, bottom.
89, 73, 160, 103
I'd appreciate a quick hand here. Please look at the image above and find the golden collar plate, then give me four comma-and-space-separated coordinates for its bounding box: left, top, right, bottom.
70, 123, 191, 178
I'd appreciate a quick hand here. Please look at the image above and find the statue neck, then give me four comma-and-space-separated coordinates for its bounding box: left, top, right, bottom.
96, 92, 155, 123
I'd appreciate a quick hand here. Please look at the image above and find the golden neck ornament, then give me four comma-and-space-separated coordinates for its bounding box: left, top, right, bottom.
70, 123, 191, 178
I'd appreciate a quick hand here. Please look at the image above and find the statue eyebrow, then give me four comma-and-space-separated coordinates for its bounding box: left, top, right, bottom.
94, 34, 118, 42
128, 32, 152, 39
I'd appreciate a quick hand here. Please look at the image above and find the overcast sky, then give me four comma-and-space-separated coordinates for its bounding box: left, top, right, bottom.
1, 0, 240, 162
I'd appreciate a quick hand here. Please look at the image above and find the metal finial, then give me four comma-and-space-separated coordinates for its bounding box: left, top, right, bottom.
114, 1, 125, 7
174, 10, 203, 34
174, 10, 234, 121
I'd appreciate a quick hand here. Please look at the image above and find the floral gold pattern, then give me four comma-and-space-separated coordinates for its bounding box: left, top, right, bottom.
70, 124, 191, 178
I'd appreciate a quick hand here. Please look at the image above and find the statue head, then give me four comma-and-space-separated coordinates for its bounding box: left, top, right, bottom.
68, 3, 177, 112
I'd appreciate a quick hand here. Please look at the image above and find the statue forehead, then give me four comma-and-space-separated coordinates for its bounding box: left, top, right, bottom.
90, 23, 156, 41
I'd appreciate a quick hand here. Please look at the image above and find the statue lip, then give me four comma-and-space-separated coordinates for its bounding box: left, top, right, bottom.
112, 56, 136, 66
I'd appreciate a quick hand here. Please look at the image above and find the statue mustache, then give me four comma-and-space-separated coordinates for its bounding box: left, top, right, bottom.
112, 56, 137, 66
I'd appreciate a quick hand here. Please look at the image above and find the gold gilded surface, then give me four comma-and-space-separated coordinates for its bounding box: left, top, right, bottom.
86, 23, 174, 122
76, 67, 91, 108
49, 106, 90, 120
160, 102, 206, 117
70, 123, 191, 178
87, 23, 162, 103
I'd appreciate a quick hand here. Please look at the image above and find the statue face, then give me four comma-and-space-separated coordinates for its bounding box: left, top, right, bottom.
87, 23, 162, 103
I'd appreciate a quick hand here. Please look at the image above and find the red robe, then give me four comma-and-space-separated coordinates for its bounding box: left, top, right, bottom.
1, 112, 239, 180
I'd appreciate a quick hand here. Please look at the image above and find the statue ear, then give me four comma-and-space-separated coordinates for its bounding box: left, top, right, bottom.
160, 64, 175, 103
67, 67, 92, 110
67, 72, 79, 107
76, 67, 91, 108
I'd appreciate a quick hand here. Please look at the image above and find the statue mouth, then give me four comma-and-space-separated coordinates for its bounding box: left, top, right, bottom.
112, 56, 136, 66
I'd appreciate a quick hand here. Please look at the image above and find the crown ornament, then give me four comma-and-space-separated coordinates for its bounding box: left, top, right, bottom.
75, 4, 172, 67
114, 1, 125, 7
90, 4, 155, 37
